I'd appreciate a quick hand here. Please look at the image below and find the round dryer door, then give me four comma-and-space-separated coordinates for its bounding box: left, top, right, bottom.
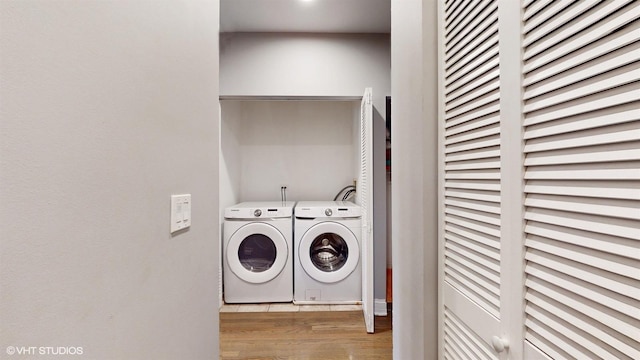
226, 222, 288, 284
299, 222, 360, 284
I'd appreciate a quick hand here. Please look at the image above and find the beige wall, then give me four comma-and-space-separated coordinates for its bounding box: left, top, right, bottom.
0, 1, 220, 358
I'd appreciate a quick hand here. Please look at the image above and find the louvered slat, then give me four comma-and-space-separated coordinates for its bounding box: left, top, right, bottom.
524, 1, 636, 60
524, 2, 640, 70
445, 214, 501, 238
445, 5, 497, 63
445, 137, 500, 155
445, 1, 471, 31
445, 160, 501, 171
446, 197, 500, 215
524, 44, 640, 99
445, 125, 500, 145
445, 104, 500, 129
524, 123, 640, 151
446, 77, 500, 112
445, 207, 500, 226
523, 68, 640, 113
446, 1, 494, 56
524, 107, 639, 139
523, 89, 639, 126
525, 207, 639, 240
526, 249, 639, 304
526, 270, 639, 340
446, 239, 501, 276
523, 22, 639, 85
445, 258, 499, 305
524, 164, 640, 180
528, 302, 630, 359
524, 147, 640, 166
445, 35, 498, 81
525, 194, 639, 220
526, 308, 621, 360
446, 0, 486, 39
523, 0, 556, 21
446, 114, 500, 136
444, 308, 498, 360
526, 292, 640, 358
445, 188, 501, 203
445, 250, 500, 292
523, 2, 640, 359
445, 180, 501, 192
445, 21, 498, 74
445, 34, 498, 94
445, 223, 500, 253
445, 230, 501, 262
523, 0, 597, 40
445, 148, 501, 162
446, 93, 500, 120
525, 180, 640, 200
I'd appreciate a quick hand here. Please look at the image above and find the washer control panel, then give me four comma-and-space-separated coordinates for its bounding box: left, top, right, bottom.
224, 202, 294, 219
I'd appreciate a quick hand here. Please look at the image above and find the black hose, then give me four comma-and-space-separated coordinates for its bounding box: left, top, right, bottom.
333, 185, 356, 201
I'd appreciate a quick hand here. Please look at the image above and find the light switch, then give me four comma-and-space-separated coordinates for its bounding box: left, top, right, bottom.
171, 194, 191, 233
182, 194, 191, 228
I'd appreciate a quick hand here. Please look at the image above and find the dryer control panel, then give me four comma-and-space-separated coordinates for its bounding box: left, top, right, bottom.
295, 201, 361, 219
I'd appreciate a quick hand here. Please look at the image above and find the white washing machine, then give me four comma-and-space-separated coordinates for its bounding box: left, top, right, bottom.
294, 201, 362, 304
223, 201, 294, 303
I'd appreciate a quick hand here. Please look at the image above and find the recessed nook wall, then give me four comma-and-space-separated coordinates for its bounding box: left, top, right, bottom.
220, 100, 360, 203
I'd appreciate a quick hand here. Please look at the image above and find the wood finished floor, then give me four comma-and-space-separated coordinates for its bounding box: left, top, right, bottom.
220, 311, 392, 359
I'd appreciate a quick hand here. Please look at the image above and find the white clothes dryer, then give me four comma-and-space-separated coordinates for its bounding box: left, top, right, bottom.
294, 201, 362, 304
223, 201, 294, 303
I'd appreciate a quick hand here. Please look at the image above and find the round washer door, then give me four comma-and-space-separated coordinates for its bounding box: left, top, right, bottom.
299, 221, 360, 284
226, 222, 288, 284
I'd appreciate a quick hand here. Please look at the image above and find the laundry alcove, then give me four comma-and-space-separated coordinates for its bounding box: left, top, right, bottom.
219, 92, 375, 333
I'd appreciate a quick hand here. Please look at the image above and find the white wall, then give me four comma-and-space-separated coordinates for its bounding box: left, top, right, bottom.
0, 2, 220, 359
422, 0, 439, 356
221, 100, 357, 202
220, 33, 390, 99
220, 101, 243, 210
220, 32, 390, 303
391, 0, 438, 358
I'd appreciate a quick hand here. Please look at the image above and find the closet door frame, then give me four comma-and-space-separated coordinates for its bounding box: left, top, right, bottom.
497, 1, 525, 359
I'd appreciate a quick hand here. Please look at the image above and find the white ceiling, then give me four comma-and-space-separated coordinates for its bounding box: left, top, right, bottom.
220, 0, 391, 33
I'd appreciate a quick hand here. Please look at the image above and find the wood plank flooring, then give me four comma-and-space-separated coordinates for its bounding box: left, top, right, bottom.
220, 311, 392, 359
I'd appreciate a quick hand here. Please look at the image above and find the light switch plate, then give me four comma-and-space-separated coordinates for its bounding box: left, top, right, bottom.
171, 194, 191, 233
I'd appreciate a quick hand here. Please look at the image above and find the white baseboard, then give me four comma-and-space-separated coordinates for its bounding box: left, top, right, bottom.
374, 298, 388, 316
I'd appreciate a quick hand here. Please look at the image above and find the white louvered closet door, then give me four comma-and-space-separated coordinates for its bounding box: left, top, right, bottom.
440, 0, 639, 358
522, 1, 640, 359
440, 1, 504, 359
358, 87, 374, 334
